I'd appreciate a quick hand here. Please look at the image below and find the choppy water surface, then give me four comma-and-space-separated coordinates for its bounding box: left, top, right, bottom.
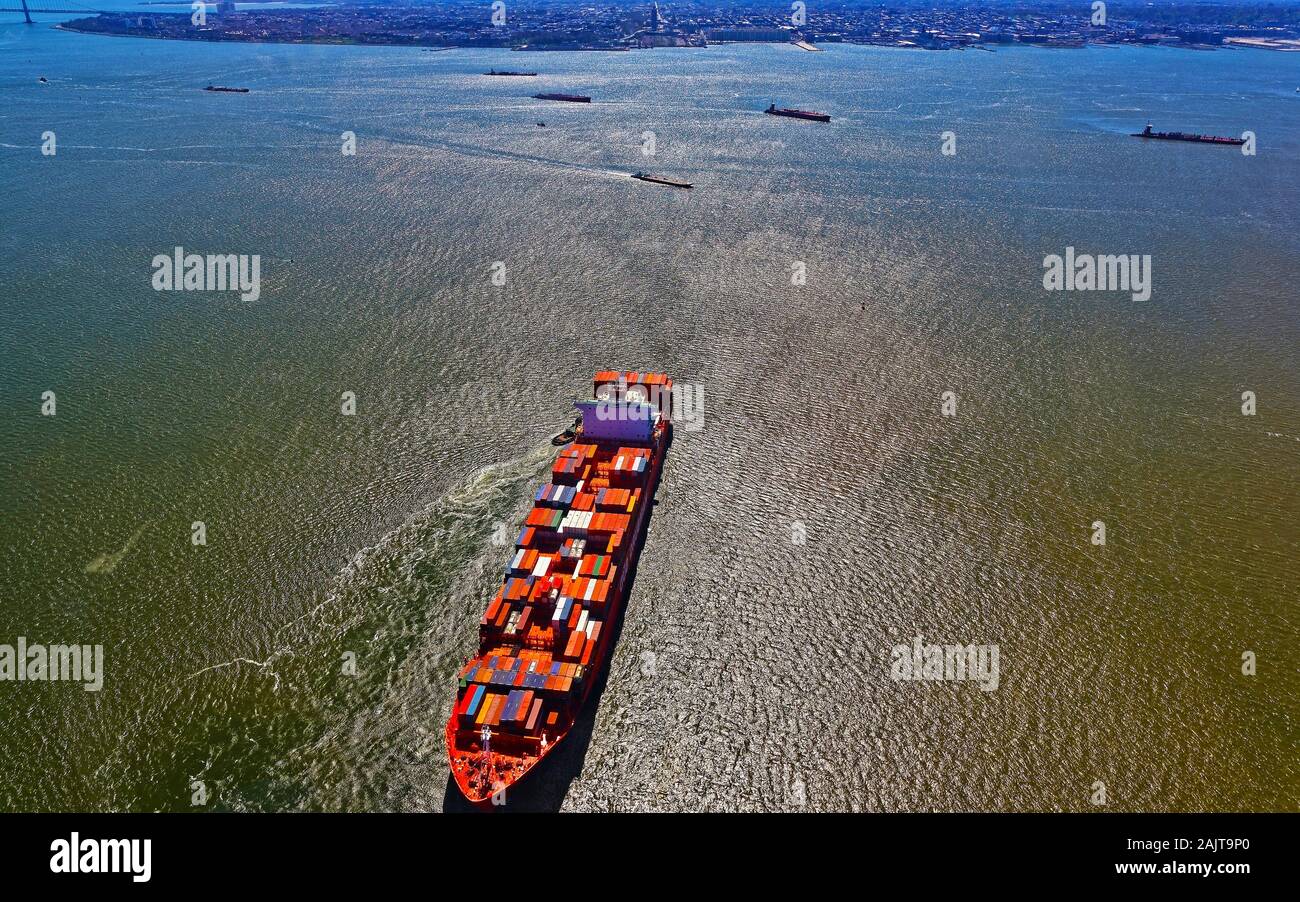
0, 20, 1296, 811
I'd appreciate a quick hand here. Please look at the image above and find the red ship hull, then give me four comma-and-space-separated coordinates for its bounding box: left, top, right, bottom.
446, 373, 673, 805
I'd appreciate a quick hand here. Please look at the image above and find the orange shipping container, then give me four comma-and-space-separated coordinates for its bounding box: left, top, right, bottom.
516, 690, 534, 722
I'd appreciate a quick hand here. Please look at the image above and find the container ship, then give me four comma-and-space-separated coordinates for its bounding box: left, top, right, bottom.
534, 92, 591, 103
765, 103, 830, 123
631, 171, 693, 189
446, 372, 674, 804
485, 69, 538, 76
1131, 122, 1244, 146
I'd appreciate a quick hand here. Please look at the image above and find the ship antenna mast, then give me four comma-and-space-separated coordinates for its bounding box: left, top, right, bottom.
480, 724, 493, 773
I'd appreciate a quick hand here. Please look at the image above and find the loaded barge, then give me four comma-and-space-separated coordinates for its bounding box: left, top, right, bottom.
1131, 122, 1244, 146
446, 372, 674, 804
631, 171, 693, 189
765, 103, 830, 122
534, 92, 591, 103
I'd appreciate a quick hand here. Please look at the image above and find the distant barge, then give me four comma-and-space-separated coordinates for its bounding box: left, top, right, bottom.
486, 69, 538, 76
535, 92, 591, 103
631, 172, 693, 189
1131, 122, 1244, 146
204, 85, 249, 93
765, 103, 829, 123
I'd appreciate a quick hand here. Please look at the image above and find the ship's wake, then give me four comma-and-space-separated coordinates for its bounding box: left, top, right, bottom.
170, 444, 555, 812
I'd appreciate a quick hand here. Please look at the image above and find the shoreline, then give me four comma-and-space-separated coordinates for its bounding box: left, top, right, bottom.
51, 23, 1270, 53
52, 23, 437, 48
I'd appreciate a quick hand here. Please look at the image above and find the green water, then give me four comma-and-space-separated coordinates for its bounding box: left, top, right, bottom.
0, 22, 1296, 811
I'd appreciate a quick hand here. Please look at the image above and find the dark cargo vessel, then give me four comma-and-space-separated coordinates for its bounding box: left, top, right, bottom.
765, 103, 830, 123
1131, 122, 1244, 146
534, 92, 591, 103
631, 172, 693, 189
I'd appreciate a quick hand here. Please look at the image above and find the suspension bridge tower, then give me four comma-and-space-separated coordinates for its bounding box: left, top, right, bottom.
20, 0, 34, 24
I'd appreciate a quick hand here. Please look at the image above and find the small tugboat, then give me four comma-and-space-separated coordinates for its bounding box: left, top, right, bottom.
551, 415, 582, 446
38, 76, 48, 84
537, 121, 547, 128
